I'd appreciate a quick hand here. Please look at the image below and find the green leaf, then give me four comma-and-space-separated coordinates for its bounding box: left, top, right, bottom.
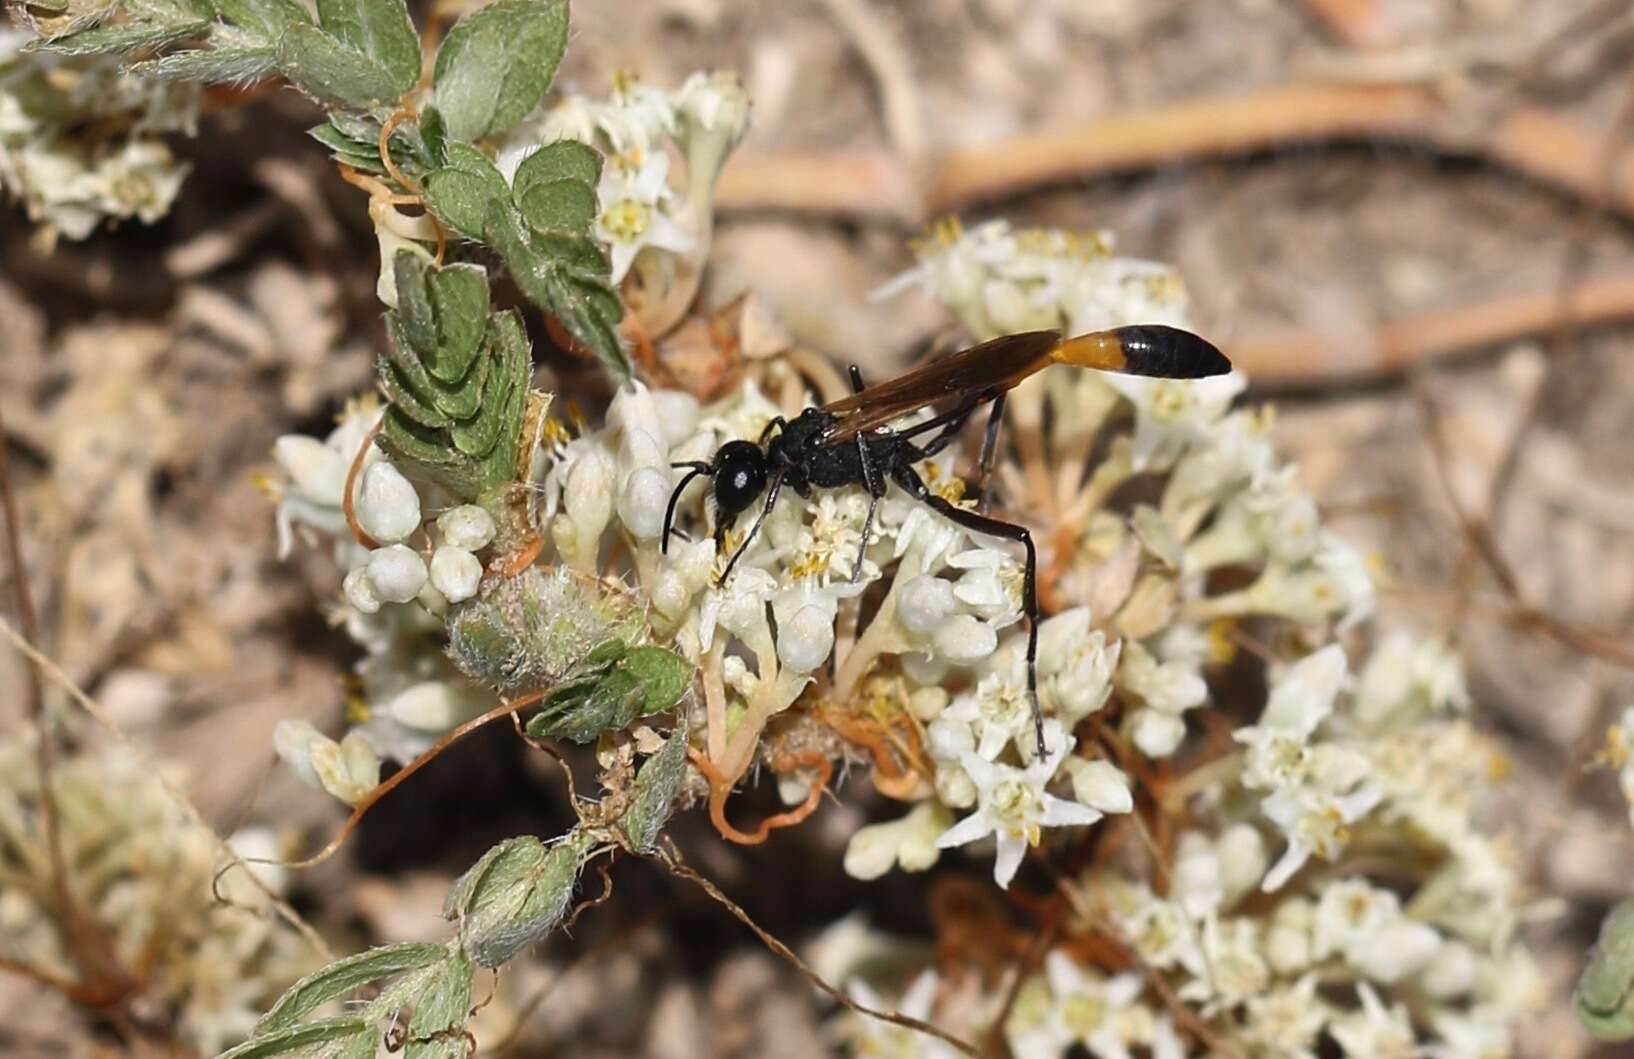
212, 0, 309, 38
394, 251, 439, 356
484, 200, 628, 383
464, 830, 591, 968
423, 143, 508, 241
132, 46, 279, 83
308, 120, 387, 173
384, 313, 491, 420
431, 0, 568, 142
1579, 898, 1634, 1041
39, 18, 210, 55
622, 646, 691, 717
511, 139, 601, 201
275, 23, 401, 107
255, 942, 446, 1035
445, 837, 545, 921
621, 716, 688, 853
427, 263, 489, 383
218, 1018, 374, 1059
405, 952, 474, 1059
517, 179, 597, 234
315, 0, 419, 96
418, 105, 448, 167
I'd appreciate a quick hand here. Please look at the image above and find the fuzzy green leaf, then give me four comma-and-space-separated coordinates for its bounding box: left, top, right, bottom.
621, 716, 688, 853
418, 105, 448, 167
394, 251, 439, 355
404, 952, 474, 1059
511, 139, 601, 201
255, 942, 446, 1036
212, 0, 308, 38
383, 313, 490, 419
484, 200, 628, 383
314, 0, 419, 96
431, 0, 568, 143
218, 1018, 374, 1059
1579, 899, 1634, 1040
39, 18, 210, 55
517, 178, 597, 234
444, 837, 545, 920
275, 23, 400, 107
132, 46, 279, 84
464, 830, 591, 968
427, 263, 489, 383
423, 143, 509, 241
623, 646, 691, 717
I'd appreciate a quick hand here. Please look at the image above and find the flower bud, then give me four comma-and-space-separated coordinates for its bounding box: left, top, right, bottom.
932, 614, 996, 662
388, 680, 478, 732
356, 461, 421, 543
430, 545, 482, 603
366, 544, 429, 603
437, 504, 496, 551
1066, 757, 1133, 814
898, 575, 958, 635
777, 603, 834, 674
1129, 707, 1186, 757
342, 567, 382, 615
619, 466, 672, 541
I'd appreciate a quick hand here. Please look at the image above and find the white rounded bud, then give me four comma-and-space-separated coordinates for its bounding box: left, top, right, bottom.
272, 719, 328, 791
777, 604, 835, 674
898, 575, 958, 635
1066, 757, 1132, 814
436, 504, 495, 551
366, 544, 428, 603
1129, 707, 1186, 757
388, 681, 468, 731
429, 546, 482, 603
926, 715, 974, 760
619, 466, 672, 541
651, 391, 700, 445
843, 821, 899, 881
356, 461, 421, 543
1218, 823, 1269, 899
342, 567, 381, 614
932, 613, 996, 661
1421, 940, 1476, 998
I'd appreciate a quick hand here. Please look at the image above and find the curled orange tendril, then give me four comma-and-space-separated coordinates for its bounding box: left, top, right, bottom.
819, 706, 930, 800
342, 422, 384, 549
688, 747, 832, 845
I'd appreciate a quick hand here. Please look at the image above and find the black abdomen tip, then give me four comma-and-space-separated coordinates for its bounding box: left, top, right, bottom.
1117, 324, 1233, 379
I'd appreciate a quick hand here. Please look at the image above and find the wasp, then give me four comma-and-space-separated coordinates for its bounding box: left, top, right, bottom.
662, 325, 1232, 749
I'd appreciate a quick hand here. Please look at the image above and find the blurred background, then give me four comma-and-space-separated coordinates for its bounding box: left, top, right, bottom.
3, 0, 1633, 1055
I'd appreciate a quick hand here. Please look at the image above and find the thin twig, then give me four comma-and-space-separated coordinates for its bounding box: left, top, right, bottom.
1229, 265, 1634, 386
653, 845, 981, 1057
817, 0, 925, 160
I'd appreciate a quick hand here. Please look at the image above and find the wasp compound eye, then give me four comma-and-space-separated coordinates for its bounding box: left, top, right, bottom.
712, 441, 768, 518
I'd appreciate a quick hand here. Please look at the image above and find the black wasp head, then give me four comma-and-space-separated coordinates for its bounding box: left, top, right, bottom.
712, 440, 768, 518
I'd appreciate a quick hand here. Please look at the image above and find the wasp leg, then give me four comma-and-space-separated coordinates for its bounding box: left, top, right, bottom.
849, 365, 867, 393
852, 434, 885, 581
891, 461, 1045, 753
663, 462, 714, 555
719, 471, 784, 583
973, 391, 1007, 514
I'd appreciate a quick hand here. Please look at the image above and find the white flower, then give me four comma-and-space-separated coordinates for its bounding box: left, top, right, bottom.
843, 971, 962, 1059
595, 148, 694, 283
1426, 1010, 1512, 1059
1240, 975, 1326, 1059
1101, 371, 1245, 471
1328, 984, 1417, 1059
1353, 631, 1469, 728
1010, 952, 1150, 1059
1259, 776, 1382, 891
342, 567, 381, 615
271, 399, 382, 557
436, 504, 495, 551
843, 801, 952, 880
897, 575, 959, 635
935, 735, 1096, 888
273, 720, 380, 805
1036, 608, 1119, 722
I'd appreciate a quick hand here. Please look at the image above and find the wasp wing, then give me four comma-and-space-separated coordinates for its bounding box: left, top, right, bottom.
819, 329, 1062, 444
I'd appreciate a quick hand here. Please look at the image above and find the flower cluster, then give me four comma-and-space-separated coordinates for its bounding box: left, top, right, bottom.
265, 197, 1536, 1055
0, 733, 316, 1054
0, 32, 196, 241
